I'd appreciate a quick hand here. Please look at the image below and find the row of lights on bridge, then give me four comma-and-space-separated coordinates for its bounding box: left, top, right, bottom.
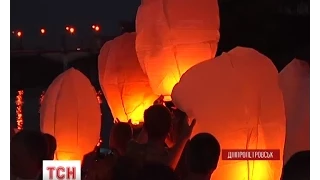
12, 25, 101, 38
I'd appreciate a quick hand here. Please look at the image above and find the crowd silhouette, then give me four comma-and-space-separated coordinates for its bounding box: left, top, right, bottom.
10, 96, 310, 180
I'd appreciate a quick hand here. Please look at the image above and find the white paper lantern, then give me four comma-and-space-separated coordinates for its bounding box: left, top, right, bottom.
98, 33, 157, 125
136, 0, 220, 99
279, 59, 310, 164
40, 68, 101, 161
171, 47, 286, 180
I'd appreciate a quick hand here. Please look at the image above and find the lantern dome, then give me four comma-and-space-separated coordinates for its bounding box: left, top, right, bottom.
98, 33, 157, 125
40, 68, 101, 161
136, 0, 220, 100
171, 47, 286, 180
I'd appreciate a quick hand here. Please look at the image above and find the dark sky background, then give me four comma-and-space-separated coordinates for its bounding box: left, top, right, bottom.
11, 0, 141, 50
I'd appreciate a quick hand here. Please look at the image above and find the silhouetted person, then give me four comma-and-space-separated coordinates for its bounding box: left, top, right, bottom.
135, 161, 179, 180
11, 130, 47, 179
127, 104, 196, 170
126, 105, 173, 165
281, 150, 310, 180
43, 133, 57, 160
185, 133, 221, 180
109, 122, 133, 156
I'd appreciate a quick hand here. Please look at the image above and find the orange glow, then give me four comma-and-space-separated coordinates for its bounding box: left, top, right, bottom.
40, 90, 101, 113
69, 27, 75, 34
172, 47, 286, 180
66, 26, 70, 31
135, 0, 220, 97
17, 31, 22, 37
98, 33, 157, 125
92, 25, 96, 29
15, 90, 24, 130
40, 28, 46, 34
96, 91, 102, 104
40, 68, 101, 161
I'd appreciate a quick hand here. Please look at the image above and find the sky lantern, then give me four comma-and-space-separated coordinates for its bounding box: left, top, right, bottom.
98, 33, 157, 125
40, 68, 101, 161
135, 0, 220, 100
171, 47, 286, 180
279, 59, 310, 164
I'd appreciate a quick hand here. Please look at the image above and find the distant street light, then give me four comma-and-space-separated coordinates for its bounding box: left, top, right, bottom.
40, 28, 46, 34
91, 25, 101, 50
92, 25, 100, 32
69, 27, 75, 34
66, 26, 70, 31
17, 31, 22, 37
15, 31, 23, 50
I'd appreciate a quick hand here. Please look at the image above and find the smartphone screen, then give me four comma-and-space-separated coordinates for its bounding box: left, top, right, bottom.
99, 148, 112, 155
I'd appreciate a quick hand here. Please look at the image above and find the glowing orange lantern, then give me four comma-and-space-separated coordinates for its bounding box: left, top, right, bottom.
279, 59, 310, 164
135, 0, 220, 100
171, 47, 286, 180
40, 68, 101, 161
98, 33, 157, 125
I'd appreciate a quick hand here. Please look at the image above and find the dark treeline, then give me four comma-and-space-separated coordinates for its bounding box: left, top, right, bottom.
10, 1, 309, 91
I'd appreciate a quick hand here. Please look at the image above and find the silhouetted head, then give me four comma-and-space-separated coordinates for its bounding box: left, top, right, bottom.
109, 122, 133, 156
281, 150, 310, 180
11, 130, 47, 179
136, 161, 178, 180
186, 133, 221, 176
43, 133, 57, 160
144, 105, 172, 142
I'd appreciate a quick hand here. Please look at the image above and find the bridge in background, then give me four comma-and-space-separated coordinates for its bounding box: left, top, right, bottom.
11, 49, 98, 69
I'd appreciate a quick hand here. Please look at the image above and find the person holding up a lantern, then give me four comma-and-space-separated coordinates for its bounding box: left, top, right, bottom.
126, 104, 196, 170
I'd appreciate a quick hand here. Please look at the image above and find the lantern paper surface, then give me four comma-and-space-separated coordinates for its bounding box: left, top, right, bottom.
40, 68, 101, 161
135, 0, 220, 99
171, 47, 286, 180
98, 33, 157, 125
279, 59, 310, 164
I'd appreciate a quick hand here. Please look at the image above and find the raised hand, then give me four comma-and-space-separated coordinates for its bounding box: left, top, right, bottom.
153, 95, 165, 105
172, 109, 196, 141
114, 118, 120, 124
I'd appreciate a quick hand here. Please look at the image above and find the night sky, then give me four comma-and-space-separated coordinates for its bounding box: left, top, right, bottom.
11, 0, 140, 50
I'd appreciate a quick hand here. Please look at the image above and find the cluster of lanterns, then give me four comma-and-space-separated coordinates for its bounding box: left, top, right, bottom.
37, 0, 309, 179
11, 24, 101, 38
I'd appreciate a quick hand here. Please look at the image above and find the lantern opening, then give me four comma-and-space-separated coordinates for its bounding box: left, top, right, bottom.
163, 95, 172, 101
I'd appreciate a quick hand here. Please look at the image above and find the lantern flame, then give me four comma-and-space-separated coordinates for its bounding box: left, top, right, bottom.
15, 90, 24, 130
